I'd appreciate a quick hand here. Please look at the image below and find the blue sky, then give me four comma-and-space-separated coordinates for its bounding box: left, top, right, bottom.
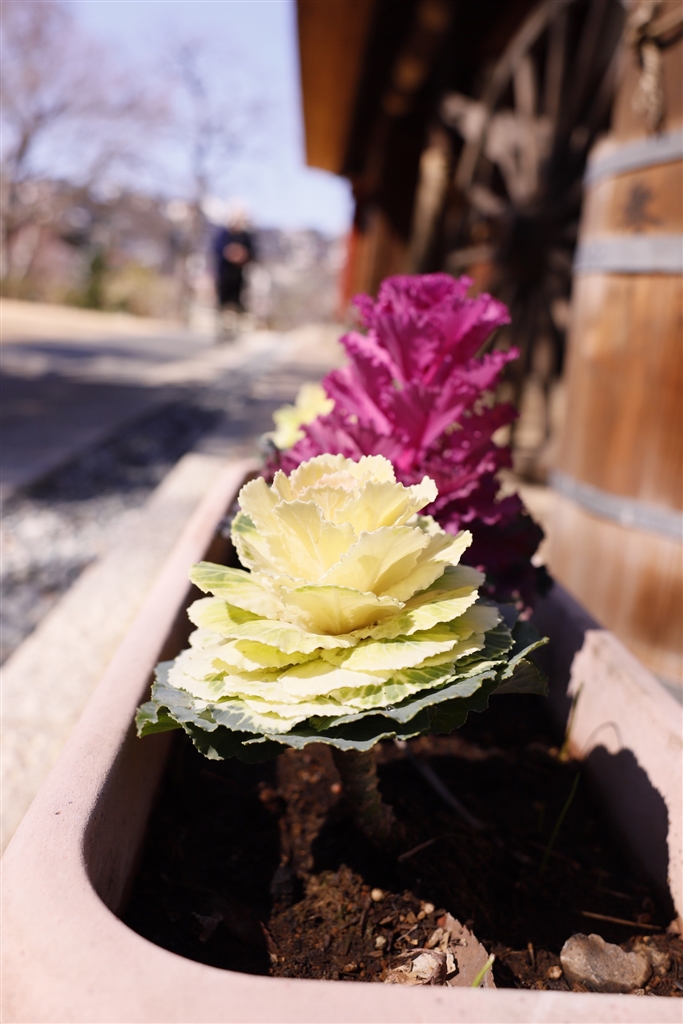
70, 0, 353, 233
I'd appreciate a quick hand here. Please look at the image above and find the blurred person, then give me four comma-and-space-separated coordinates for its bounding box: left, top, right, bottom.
212, 202, 255, 340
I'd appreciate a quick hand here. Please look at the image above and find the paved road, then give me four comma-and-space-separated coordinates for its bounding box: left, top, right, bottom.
0, 300, 342, 497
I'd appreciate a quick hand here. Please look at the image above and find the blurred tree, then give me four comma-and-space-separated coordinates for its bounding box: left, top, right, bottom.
0, 0, 163, 288
81, 249, 108, 310
161, 37, 268, 317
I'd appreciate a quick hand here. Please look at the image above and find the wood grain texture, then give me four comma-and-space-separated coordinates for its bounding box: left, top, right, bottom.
580, 160, 683, 238
350, 206, 408, 296
551, 24, 682, 684
558, 272, 682, 508
297, 0, 376, 172
547, 496, 682, 683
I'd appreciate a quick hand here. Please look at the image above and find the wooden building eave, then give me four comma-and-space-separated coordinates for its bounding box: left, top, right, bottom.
296, 0, 378, 174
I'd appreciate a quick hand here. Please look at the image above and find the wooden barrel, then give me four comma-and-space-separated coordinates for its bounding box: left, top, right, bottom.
547, 26, 682, 687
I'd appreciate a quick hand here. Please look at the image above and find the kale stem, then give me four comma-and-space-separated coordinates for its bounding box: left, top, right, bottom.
331, 747, 396, 845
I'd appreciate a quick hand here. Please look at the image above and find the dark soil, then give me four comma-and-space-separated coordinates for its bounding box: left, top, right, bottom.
123, 694, 682, 996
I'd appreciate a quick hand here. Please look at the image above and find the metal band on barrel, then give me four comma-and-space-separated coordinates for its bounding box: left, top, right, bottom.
573, 234, 683, 274
551, 471, 683, 542
584, 130, 683, 186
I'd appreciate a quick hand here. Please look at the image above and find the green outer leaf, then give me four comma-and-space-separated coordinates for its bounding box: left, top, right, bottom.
427, 675, 503, 733
380, 670, 498, 724
136, 662, 186, 736
182, 722, 286, 762
493, 618, 549, 695
136, 606, 549, 759
135, 701, 182, 737
142, 664, 513, 758
452, 621, 512, 670
252, 672, 504, 752
211, 701, 307, 734
311, 668, 495, 730
494, 659, 547, 695
502, 618, 549, 677
244, 727, 409, 753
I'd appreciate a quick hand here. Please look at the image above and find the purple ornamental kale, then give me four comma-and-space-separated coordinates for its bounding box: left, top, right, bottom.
270, 274, 543, 606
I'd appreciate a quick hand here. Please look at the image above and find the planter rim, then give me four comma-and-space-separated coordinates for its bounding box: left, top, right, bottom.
2, 459, 681, 1023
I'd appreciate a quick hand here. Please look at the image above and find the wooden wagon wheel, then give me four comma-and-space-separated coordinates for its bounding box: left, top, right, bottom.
438, 0, 626, 472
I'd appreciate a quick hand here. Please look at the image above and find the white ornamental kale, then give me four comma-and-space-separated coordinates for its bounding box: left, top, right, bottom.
267, 381, 334, 451
137, 454, 546, 762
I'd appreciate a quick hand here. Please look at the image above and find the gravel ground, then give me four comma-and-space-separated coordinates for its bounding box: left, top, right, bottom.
0, 396, 227, 665
1, 321, 344, 667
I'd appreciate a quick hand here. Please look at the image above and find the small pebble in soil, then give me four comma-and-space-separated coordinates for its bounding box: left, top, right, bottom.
632, 940, 671, 977
560, 933, 652, 993
385, 949, 447, 986
547, 965, 563, 980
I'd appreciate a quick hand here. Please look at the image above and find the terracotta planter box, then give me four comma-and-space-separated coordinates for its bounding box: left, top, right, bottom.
2, 460, 681, 1023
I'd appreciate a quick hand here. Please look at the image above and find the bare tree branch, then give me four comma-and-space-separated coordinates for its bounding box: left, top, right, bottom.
0, 0, 164, 280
